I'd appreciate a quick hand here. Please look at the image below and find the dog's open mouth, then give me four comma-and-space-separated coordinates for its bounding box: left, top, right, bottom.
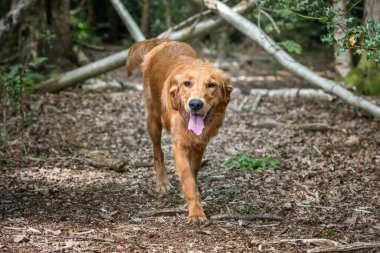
188, 109, 212, 136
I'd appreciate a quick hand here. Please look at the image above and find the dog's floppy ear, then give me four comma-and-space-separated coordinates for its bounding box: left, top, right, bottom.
169, 78, 181, 111
222, 74, 233, 106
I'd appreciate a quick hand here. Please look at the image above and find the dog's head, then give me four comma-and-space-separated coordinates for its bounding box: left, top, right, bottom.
169, 61, 232, 135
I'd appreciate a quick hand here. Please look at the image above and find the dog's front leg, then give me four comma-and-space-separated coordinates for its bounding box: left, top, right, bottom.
173, 143, 206, 222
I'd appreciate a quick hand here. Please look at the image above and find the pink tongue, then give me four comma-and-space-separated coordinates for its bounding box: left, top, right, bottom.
188, 114, 204, 135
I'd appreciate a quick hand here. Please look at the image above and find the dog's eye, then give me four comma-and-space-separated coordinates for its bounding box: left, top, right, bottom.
183, 81, 192, 87
207, 82, 216, 89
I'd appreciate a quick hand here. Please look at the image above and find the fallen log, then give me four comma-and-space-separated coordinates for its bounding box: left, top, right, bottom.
33, 1, 255, 93
207, 0, 380, 118
250, 88, 334, 101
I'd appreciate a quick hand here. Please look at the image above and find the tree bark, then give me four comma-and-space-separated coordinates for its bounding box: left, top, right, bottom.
0, 0, 36, 43
364, 0, 380, 21
163, 0, 172, 28
17, 0, 73, 66
209, 0, 380, 118
140, 0, 150, 36
250, 88, 334, 101
333, 0, 352, 77
34, 1, 256, 93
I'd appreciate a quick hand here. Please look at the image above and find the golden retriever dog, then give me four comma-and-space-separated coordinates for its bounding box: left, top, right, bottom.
126, 39, 232, 222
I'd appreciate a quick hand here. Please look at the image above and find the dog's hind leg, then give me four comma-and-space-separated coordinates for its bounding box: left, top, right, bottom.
147, 115, 172, 195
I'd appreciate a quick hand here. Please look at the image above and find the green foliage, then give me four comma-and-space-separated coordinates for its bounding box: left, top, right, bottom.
238, 203, 261, 214
326, 229, 337, 239
1, 57, 48, 109
70, 11, 95, 43
258, 0, 380, 64
342, 55, 380, 95
146, 1, 192, 37
224, 154, 281, 171
0, 60, 39, 146
278, 40, 303, 54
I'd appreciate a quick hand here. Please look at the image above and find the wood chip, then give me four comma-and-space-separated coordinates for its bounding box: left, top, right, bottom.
210, 213, 282, 221
13, 235, 29, 243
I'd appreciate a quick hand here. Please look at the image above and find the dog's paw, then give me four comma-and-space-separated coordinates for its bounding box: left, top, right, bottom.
187, 214, 208, 223
156, 181, 172, 196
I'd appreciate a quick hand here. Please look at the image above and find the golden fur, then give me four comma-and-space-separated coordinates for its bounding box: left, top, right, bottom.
126, 39, 232, 222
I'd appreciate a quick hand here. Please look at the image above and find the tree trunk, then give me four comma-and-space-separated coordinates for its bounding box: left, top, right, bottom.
163, 0, 171, 28
364, 0, 380, 21
0, 0, 37, 44
18, 0, 73, 67
107, 1, 121, 42
333, 0, 352, 77
140, 0, 150, 36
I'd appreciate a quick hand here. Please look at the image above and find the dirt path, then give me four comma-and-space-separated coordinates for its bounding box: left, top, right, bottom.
1, 87, 379, 252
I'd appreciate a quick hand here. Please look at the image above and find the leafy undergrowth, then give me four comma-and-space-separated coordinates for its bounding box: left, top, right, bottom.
224, 154, 281, 171
0, 86, 379, 252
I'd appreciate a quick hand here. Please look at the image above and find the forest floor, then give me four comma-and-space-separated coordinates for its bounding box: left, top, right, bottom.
1, 50, 380, 252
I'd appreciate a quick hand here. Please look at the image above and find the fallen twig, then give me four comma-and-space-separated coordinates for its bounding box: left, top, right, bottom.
71, 229, 95, 236
307, 242, 380, 253
76, 42, 107, 51
237, 96, 248, 111
0, 53, 18, 64
3, 226, 25, 231
252, 94, 262, 110
138, 208, 188, 217
210, 213, 282, 221
252, 120, 330, 132
50, 235, 115, 243
123, 81, 143, 91
270, 238, 341, 247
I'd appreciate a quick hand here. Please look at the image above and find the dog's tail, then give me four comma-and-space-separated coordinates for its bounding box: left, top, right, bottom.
126, 38, 170, 77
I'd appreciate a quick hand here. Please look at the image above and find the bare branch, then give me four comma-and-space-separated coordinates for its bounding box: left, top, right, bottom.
109, 0, 146, 41
210, 213, 283, 221
307, 242, 380, 253
138, 209, 188, 217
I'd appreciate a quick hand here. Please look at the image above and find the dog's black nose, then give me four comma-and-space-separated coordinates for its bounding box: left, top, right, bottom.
189, 99, 204, 112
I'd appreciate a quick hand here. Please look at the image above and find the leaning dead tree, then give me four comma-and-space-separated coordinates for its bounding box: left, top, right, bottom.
34, 1, 254, 93
206, 0, 380, 118
109, 0, 146, 42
